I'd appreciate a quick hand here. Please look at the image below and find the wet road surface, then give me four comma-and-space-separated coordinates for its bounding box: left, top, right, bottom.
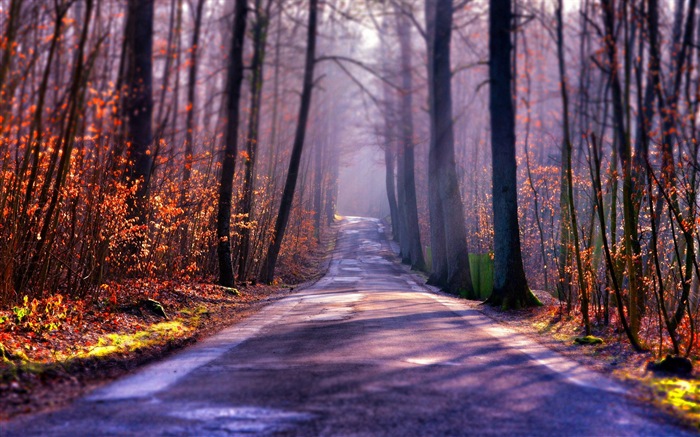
2, 217, 695, 436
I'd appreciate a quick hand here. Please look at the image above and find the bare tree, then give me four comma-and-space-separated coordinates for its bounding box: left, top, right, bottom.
486, 0, 538, 309
395, 4, 426, 272
259, 0, 319, 284
216, 0, 248, 287
430, 0, 474, 296
124, 0, 155, 224
238, 0, 273, 281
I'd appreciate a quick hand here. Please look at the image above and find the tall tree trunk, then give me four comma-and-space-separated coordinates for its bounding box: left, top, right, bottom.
266, 2, 283, 181
155, 0, 179, 137
395, 136, 410, 259
601, 0, 642, 340
383, 134, 399, 241
124, 0, 155, 225
238, 0, 271, 281
170, 0, 183, 148
556, 0, 590, 333
486, 0, 538, 309
182, 0, 206, 188
395, 8, 426, 272
313, 137, 324, 241
0, 0, 23, 117
380, 15, 400, 242
259, 0, 318, 284
179, 0, 206, 256
216, 0, 248, 287
425, 0, 448, 286
432, 0, 474, 296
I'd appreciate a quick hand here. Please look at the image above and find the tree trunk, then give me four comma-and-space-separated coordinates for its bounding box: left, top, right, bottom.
380, 15, 400, 242
238, 0, 271, 281
155, 0, 179, 137
384, 144, 399, 241
259, 0, 318, 284
124, 0, 155, 225
216, 0, 248, 287
179, 0, 205, 256
182, 0, 205, 188
424, 0, 448, 286
313, 141, 324, 237
556, 0, 590, 333
0, 0, 23, 115
601, 0, 642, 340
486, 0, 538, 309
396, 8, 427, 272
433, 0, 474, 296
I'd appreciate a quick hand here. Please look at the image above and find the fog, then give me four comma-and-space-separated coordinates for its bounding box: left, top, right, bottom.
337, 145, 389, 218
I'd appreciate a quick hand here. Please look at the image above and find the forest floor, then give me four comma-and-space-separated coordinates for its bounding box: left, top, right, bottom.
0, 226, 338, 421
465, 290, 700, 430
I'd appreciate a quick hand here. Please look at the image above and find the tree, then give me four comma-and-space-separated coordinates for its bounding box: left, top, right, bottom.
600, 0, 643, 342
216, 0, 248, 287
555, 0, 589, 333
237, 0, 273, 281
179, 0, 206, 255
424, 0, 448, 286
394, 5, 426, 272
486, 0, 539, 309
430, 0, 474, 296
259, 0, 319, 284
124, 0, 155, 225
380, 15, 400, 242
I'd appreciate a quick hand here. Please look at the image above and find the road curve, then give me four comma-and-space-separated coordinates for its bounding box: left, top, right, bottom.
2, 217, 694, 436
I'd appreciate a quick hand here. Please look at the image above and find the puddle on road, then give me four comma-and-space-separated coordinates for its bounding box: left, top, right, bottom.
340, 267, 362, 272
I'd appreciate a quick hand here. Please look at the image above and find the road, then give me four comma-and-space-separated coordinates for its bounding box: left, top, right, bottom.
2, 217, 694, 436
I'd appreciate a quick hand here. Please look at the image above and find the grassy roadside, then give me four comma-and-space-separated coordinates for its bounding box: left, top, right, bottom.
0, 222, 339, 421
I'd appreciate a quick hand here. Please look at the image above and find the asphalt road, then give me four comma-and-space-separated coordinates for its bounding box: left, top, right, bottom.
2, 217, 695, 436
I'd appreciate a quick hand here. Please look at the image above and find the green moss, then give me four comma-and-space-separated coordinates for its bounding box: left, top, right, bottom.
1, 313, 202, 380
492, 288, 542, 310
574, 335, 604, 345
144, 298, 167, 318
218, 286, 240, 296
83, 320, 190, 358
651, 378, 700, 424
178, 305, 210, 328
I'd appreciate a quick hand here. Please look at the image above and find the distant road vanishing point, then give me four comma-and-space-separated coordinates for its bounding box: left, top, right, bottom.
2, 217, 694, 436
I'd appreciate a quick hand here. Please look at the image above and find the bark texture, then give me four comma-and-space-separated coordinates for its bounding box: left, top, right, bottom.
124, 0, 155, 223
424, 0, 448, 286
216, 0, 248, 287
486, 0, 538, 309
432, 0, 474, 296
395, 8, 426, 272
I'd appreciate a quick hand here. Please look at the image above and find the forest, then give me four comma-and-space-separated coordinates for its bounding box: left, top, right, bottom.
1, 0, 700, 396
